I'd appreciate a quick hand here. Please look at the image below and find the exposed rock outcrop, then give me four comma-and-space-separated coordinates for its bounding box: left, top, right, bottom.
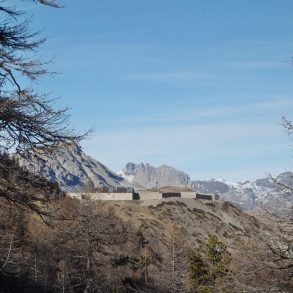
118, 162, 192, 189
18, 144, 131, 192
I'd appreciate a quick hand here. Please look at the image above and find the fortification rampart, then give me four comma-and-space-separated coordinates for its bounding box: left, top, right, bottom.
181, 192, 197, 198
68, 190, 219, 201
138, 191, 162, 200
88, 193, 133, 201
68, 192, 133, 201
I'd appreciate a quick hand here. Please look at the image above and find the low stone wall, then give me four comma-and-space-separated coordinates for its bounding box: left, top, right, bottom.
181, 192, 197, 199
67, 191, 219, 201
67, 192, 133, 201
87, 193, 133, 201
138, 191, 162, 200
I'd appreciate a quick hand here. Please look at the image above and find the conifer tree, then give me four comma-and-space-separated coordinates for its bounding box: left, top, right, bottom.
186, 235, 232, 293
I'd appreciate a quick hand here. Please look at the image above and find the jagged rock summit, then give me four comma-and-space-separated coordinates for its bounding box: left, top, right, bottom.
118, 162, 192, 189
18, 144, 131, 192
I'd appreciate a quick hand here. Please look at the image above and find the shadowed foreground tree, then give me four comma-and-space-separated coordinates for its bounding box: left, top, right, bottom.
0, 198, 135, 292
55, 200, 131, 292
0, 0, 88, 213
0, 152, 62, 217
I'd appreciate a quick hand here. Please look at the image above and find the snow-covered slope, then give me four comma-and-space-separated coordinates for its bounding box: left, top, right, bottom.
207, 173, 292, 213
18, 144, 131, 192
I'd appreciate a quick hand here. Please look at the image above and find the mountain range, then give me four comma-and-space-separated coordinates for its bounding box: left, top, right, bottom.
18, 145, 293, 213
118, 162, 293, 213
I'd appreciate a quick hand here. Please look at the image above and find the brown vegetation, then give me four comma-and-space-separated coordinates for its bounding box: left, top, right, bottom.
0, 187, 292, 292
0, 152, 63, 218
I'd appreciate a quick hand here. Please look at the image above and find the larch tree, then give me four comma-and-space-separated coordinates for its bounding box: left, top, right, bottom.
0, 0, 87, 157
264, 117, 293, 289
186, 235, 233, 293
239, 117, 293, 292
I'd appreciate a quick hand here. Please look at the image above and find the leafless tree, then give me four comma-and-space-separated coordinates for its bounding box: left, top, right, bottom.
0, 0, 89, 215
0, 152, 63, 218
52, 199, 132, 292
162, 221, 187, 292
233, 117, 293, 292
0, 200, 31, 288
266, 117, 293, 290
0, 0, 88, 157
33, 0, 62, 8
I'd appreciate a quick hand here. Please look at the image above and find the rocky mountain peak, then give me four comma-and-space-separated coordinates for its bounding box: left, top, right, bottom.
124, 162, 136, 176
18, 145, 131, 192
119, 162, 192, 189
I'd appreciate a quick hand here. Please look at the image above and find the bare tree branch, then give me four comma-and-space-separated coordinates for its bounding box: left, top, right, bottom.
0, 0, 88, 158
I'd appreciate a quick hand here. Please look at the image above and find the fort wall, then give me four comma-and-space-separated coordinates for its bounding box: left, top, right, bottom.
181, 192, 197, 198
139, 191, 162, 200
91, 193, 133, 201
68, 192, 133, 201
68, 191, 219, 201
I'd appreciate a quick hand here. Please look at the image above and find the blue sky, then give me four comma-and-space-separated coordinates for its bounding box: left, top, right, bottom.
13, 0, 293, 180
